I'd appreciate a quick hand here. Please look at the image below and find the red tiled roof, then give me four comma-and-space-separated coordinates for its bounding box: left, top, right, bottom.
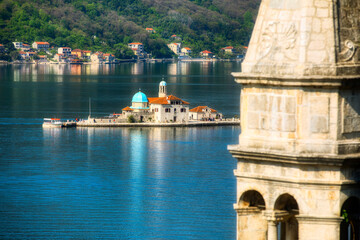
146, 28, 153, 30
171, 35, 177, 37
35, 42, 50, 45
0, 44, 3, 47
224, 46, 234, 49
83, 50, 91, 53
184, 47, 191, 50
149, 95, 190, 105
201, 50, 212, 54
122, 106, 133, 111
129, 42, 143, 45
19, 51, 26, 54
190, 106, 217, 113
22, 44, 30, 46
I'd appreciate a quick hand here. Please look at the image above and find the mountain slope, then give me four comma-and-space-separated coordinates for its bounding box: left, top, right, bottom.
0, 0, 260, 57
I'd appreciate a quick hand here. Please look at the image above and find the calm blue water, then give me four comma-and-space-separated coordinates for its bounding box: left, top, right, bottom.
0, 62, 241, 239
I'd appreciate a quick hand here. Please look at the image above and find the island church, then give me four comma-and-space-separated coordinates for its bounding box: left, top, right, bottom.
122, 81, 191, 123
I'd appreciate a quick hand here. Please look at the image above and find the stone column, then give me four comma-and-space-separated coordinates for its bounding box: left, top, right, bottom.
234, 206, 267, 240
267, 221, 277, 240
296, 216, 343, 240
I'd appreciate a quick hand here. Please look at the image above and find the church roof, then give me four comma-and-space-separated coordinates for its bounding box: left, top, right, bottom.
122, 106, 133, 111
132, 91, 148, 103
190, 106, 217, 113
148, 95, 190, 105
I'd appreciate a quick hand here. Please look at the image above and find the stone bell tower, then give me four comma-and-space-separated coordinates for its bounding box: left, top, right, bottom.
228, 0, 360, 239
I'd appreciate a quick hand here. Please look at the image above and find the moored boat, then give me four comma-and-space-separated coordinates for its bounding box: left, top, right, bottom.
42, 118, 63, 128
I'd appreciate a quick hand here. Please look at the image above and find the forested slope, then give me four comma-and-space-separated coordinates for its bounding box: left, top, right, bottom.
0, 0, 260, 57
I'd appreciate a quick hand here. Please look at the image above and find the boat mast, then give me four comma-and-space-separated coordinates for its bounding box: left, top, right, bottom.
89, 97, 91, 118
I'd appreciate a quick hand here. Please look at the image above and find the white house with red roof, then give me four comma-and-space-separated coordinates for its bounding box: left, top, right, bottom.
200, 50, 214, 58
189, 106, 222, 120
146, 28, 155, 33
58, 47, 72, 56
32, 42, 50, 51
122, 81, 190, 123
221, 46, 235, 54
181, 47, 191, 55
128, 42, 144, 56
167, 43, 181, 55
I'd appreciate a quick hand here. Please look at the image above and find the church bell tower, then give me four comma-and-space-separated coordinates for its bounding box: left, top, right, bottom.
229, 0, 360, 239
159, 80, 167, 97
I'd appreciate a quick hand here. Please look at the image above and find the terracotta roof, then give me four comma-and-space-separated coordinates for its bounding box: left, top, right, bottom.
19, 51, 26, 54
0, 44, 3, 47
122, 106, 133, 111
171, 35, 177, 37
35, 42, 50, 45
103, 53, 114, 56
60, 47, 71, 49
22, 44, 30, 46
184, 47, 191, 50
243, 46, 248, 49
224, 46, 234, 49
190, 106, 217, 113
201, 50, 212, 54
83, 50, 91, 53
146, 28, 153, 30
148, 95, 190, 105
129, 42, 143, 45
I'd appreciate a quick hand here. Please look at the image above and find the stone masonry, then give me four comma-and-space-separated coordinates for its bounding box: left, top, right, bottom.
228, 0, 360, 239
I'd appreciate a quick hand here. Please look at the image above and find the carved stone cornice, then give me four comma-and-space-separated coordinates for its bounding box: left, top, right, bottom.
232, 72, 360, 88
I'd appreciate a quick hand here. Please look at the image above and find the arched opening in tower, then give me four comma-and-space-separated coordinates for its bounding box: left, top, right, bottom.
274, 193, 299, 240
340, 197, 360, 240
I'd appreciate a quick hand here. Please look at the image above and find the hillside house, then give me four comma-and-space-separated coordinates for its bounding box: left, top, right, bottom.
128, 43, 144, 56
13, 42, 22, 49
168, 43, 181, 55
58, 47, 72, 56
0, 44, 4, 53
181, 47, 191, 55
19, 51, 28, 60
221, 46, 235, 54
146, 28, 155, 33
32, 42, 50, 51
21, 44, 30, 51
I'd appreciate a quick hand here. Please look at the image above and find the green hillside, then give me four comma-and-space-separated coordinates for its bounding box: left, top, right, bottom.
0, 0, 259, 58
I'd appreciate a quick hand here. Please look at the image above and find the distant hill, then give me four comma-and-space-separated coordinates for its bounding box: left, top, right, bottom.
0, 0, 260, 58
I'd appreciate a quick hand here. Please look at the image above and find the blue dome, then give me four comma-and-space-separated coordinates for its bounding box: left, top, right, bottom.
159, 81, 167, 86
132, 91, 148, 103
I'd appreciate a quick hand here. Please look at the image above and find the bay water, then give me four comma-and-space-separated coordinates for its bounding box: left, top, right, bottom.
0, 62, 241, 239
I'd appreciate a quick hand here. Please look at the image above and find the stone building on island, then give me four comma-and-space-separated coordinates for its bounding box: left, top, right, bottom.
228, 0, 360, 239
122, 81, 190, 123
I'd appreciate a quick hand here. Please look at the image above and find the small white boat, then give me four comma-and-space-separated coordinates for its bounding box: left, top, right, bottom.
42, 118, 63, 128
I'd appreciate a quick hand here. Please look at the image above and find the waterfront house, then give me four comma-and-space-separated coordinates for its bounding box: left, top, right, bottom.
90, 52, 104, 63
32, 42, 50, 51
58, 47, 72, 56
83, 50, 92, 60
128, 42, 144, 56
168, 43, 181, 55
181, 47, 191, 55
72, 49, 83, 58
189, 106, 222, 120
27, 52, 36, 58
103, 53, 115, 63
54, 53, 67, 63
200, 50, 214, 58
221, 46, 235, 54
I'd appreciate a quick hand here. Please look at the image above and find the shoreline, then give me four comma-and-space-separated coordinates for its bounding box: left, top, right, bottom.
76, 120, 240, 128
